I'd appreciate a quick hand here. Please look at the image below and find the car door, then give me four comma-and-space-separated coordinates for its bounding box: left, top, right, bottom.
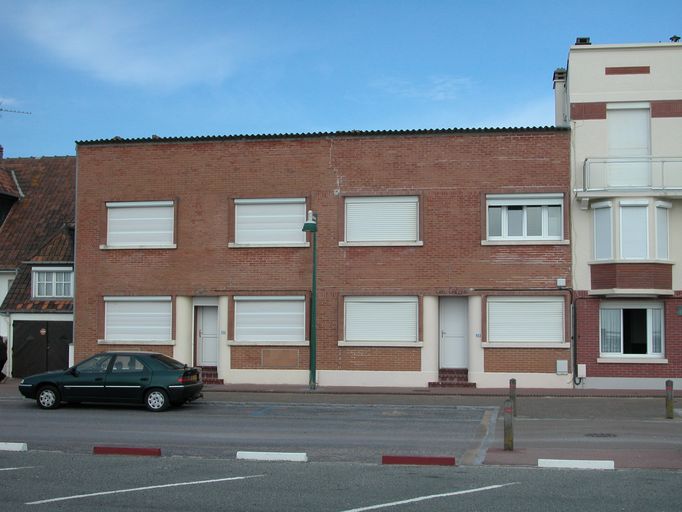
104, 355, 150, 402
60, 354, 113, 402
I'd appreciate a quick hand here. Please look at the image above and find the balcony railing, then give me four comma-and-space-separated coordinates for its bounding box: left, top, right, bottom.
578, 157, 682, 194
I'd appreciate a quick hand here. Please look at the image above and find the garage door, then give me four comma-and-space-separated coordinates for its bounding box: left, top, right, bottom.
12, 321, 72, 378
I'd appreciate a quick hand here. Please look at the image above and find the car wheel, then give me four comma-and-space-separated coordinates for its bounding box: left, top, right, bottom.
145, 389, 170, 412
36, 385, 60, 410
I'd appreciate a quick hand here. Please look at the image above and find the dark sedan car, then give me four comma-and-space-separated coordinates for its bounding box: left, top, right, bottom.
19, 351, 203, 412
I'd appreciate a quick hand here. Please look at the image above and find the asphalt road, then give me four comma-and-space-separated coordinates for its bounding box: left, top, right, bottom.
0, 395, 495, 463
0, 451, 680, 512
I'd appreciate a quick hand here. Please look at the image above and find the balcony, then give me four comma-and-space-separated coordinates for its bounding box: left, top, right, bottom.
576, 157, 682, 199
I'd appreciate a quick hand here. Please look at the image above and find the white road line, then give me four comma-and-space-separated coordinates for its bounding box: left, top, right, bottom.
0, 467, 35, 472
26, 474, 265, 506
339, 482, 520, 512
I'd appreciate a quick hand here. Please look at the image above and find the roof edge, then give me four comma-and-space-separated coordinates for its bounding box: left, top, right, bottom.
76, 126, 569, 147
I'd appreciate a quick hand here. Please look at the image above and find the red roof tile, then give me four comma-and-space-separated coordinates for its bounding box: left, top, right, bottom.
0, 157, 75, 269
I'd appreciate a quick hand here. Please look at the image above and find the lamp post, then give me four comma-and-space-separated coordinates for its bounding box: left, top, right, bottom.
302, 210, 318, 390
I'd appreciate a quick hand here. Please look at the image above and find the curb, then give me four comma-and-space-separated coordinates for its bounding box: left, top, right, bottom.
93, 446, 162, 457
538, 458, 615, 470
382, 455, 456, 466
236, 451, 308, 462
0, 442, 27, 452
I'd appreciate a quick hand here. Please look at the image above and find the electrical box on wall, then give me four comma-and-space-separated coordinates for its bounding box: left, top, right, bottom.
577, 364, 587, 378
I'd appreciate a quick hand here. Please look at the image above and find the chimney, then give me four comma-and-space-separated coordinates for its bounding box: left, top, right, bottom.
575, 36, 591, 45
553, 68, 569, 127
0, 145, 3, 159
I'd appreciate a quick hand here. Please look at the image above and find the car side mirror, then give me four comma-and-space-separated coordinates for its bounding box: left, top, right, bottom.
68, 367, 79, 377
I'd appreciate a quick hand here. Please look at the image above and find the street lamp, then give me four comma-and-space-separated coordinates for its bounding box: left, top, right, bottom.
302, 210, 318, 390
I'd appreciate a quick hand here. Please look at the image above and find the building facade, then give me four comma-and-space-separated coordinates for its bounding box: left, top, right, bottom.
555, 39, 682, 388
75, 128, 572, 388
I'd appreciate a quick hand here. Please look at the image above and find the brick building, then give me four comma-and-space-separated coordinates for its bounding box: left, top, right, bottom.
75, 128, 572, 388
555, 38, 682, 388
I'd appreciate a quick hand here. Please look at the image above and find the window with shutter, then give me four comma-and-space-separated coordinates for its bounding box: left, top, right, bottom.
105, 201, 175, 248
234, 296, 306, 343
234, 198, 307, 246
487, 297, 564, 343
344, 296, 418, 343
344, 196, 420, 244
486, 194, 564, 241
104, 297, 172, 343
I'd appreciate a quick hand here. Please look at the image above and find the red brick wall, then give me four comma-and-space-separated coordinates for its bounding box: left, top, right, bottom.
75, 131, 571, 371
590, 262, 673, 290
575, 294, 682, 378
484, 348, 570, 373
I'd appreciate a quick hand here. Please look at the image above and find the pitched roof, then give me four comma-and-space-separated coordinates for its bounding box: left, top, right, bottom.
0, 169, 20, 197
0, 156, 75, 269
0, 224, 74, 313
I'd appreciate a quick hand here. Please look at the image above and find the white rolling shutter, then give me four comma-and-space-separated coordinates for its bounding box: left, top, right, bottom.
105, 297, 172, 342
345, 296, 418, 342
235, 199, 306, 245
345, 197, 418, 242
107, 201, 174, 247
234, 296, 305, 342
487, 297, 564, 343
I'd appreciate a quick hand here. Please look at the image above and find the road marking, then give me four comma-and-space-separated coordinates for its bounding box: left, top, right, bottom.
25, 474, 265, 505
538, 459, 615, 470
339, 482, 520, 512
0, 467, 35, 471
0, 442, 27, 452
236, 451, 307, 462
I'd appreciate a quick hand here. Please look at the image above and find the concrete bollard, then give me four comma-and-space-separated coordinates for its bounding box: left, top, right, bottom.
509, 378, 517, 417
504, 399, 514, 451
666, 380, 674, 419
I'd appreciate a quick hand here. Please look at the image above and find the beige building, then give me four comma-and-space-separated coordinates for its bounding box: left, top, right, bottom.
555, 37, 682, 388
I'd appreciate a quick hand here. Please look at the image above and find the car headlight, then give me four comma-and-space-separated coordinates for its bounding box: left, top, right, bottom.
20, 379, 25, 384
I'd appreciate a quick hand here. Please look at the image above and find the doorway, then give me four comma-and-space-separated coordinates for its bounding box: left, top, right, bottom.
195, 306, 218, 366
439, 297, 468, 368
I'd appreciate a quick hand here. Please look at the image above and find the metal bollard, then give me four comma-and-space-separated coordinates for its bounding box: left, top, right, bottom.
504, 399, 514, 451
509, 378, 517, 417
666, 380, 674, 420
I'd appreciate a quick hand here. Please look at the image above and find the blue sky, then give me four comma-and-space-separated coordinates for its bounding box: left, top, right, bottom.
1, 0, 679, 157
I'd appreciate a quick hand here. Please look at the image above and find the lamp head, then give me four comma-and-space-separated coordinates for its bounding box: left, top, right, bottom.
302, 210, 318, 232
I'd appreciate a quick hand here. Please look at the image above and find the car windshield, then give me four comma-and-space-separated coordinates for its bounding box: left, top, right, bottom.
149, 354, 186, 369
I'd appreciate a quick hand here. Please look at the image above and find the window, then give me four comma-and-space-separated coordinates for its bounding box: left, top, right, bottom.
486, 194, 563, 241
76, 354, 113, 374
607, 103, 650, 188
32, 268, 73, 298
111, 355, 146, 372
600, 303, 663, 356
104, 296, 172, 343
233, 198, 307, 246
620, 202, 648, 259
656, 202, 671, 260
344, 296, 418, 343
593, 200, 670, 261
487, 297, 564, 343
105, 201, 174, 248
234, 296, 305, 343
593, 202, 613, 260
344, 196, 420, 244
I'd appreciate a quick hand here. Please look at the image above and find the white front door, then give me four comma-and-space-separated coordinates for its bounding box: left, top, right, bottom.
439, 297, 468, 368
196, 306, 218, 366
